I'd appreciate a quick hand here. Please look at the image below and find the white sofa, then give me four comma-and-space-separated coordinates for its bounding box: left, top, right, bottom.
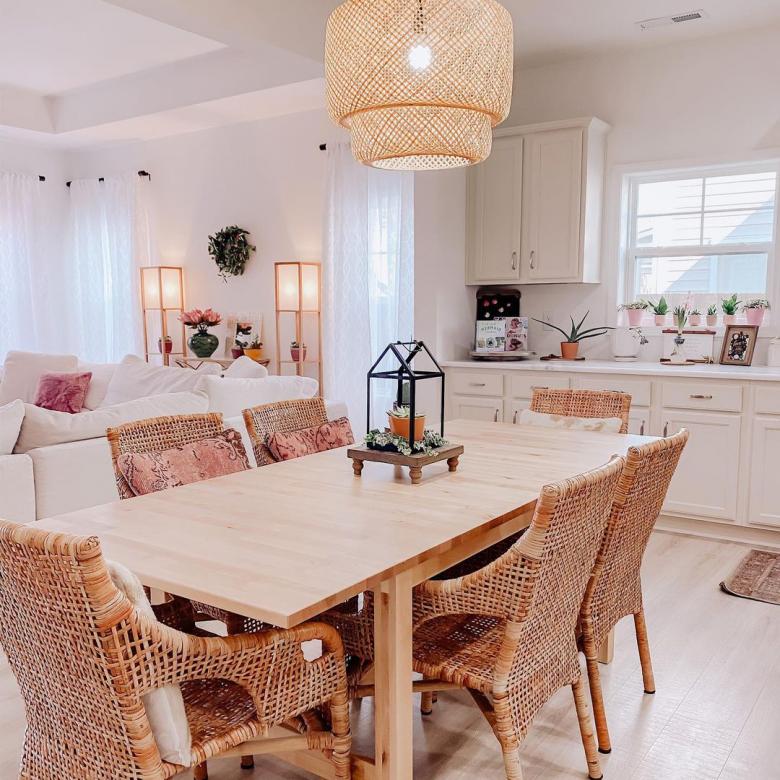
0, 353, 348, 521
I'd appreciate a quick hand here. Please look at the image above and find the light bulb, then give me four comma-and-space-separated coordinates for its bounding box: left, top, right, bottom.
408, 44, 432, 71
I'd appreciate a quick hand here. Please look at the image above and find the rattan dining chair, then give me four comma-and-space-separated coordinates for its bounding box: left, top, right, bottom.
0, 519, 352, 780
579, 429, 689, 754
530, 387, 632, 433
242, 397, 329, 466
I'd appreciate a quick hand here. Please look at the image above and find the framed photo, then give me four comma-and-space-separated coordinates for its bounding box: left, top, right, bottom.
719, 324, 759, 366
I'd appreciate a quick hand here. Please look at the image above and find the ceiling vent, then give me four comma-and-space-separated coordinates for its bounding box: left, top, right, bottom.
636, 9, 707, 30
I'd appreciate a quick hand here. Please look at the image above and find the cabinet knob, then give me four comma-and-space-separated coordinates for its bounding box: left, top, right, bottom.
689, 394, 713, 400
640, 420, 645, 436
513, 410, 518, 424
511, 251, 518, 271
663, 422, 669, 437
530, 250, 536, 270
494, 409, 499, 423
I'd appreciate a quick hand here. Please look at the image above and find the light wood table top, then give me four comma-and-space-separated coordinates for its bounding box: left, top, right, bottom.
35, 420, 655, 629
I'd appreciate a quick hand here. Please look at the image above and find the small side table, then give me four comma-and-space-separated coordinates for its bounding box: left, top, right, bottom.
347, 443, 464, 485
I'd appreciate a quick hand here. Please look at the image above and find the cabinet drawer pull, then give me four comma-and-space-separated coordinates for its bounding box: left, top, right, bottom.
513, 410, 518, 424
640, 420, 645, 435
511, 251, 518, 271
529, 250, 536, 270
530, 385, 548, 391
470, 382, 487, 387
689, 394, 713, 400
494, 409, 499, 423
663, 422, 669, 437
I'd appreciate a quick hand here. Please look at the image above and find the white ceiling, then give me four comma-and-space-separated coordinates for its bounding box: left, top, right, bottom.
1, 0, 779, 147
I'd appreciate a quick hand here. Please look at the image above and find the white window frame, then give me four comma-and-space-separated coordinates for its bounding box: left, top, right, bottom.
619, 159, 780, 332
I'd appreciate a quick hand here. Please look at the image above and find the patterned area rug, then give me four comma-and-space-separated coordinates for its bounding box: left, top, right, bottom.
720, 549, 780, 605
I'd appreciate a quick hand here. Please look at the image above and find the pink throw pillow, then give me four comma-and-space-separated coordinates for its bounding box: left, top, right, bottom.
34, 371, 92, 414
266, 417, 354, 462
117, 429, 250, 496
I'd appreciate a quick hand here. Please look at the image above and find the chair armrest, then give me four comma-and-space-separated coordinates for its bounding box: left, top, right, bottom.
136, 616, 348, 727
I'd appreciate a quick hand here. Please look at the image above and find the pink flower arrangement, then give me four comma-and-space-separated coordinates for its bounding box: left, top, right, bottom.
179, 308, 222, 328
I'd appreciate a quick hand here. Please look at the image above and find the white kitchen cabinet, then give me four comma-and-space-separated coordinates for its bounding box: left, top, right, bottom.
466, 136, 523, 283
466, 117, 609, 285
662, 411, 741, 521
449, 394, 504, 423
748, 417, 780, 528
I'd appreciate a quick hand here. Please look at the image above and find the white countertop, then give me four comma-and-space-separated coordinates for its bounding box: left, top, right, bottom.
441, 359, 780, 382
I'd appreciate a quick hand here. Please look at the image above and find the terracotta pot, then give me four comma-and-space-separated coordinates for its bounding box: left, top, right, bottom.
626, 309, 644, 327
654, 314, 667, 326
689, 315, 701, 327
291, 346, 307, 362
745, 308, 765, 326
243, 348, 265, 362
388, 414, 426, 442
706, 315, 718, 327
560, 341, 579, 360
723, 314, 736, 325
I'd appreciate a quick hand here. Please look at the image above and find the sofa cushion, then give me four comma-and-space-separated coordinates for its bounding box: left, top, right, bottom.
107, 560, 192, 766
266, 417, 354, 462
117, 429, 250, 496
223, 356, 269, 379
200, 375, 319, 418
0, 351, 79, 405
16, 391, 209, 454
79, 362, 116, 410
101, 355, 220, 407
518, 408, 623, 433
34, 371, 92, 414
0, 399, 25, 455
0, 454, 35, 523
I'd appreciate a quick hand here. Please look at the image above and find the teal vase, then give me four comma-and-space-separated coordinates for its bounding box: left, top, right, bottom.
188, 325, 219, 358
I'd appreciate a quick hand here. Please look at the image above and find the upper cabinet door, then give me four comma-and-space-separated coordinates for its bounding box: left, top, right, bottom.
466, 135, 523, 284
520, 127, 583, 283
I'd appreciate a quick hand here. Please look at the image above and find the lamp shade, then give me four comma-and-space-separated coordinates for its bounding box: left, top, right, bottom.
325, 0, 514, 170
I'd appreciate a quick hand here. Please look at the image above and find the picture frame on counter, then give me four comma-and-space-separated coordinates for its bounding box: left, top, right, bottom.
719, 324, 759, 366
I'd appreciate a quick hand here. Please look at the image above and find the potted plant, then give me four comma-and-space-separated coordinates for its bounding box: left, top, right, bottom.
290, 340, 307, 362
721, 293, 741, 325
532, 311, 610, 360
243, 338, 265, 362
744, 299, 770, 326
179, 308, 222, 358
208, 226, 256, 282
645, 297, 669, 326
387, 405, 426, 443
619, 301, 648, 327
706, 304, 718, 328
669, 305, 689, 363
689, 309, 702, 327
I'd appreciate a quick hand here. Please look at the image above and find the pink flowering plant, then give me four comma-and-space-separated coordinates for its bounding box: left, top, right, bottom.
179, 308, 222, 331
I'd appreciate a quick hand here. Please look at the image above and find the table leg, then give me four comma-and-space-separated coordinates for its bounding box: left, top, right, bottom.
373, 570, 414, 779
352, 458, 364, 477
598, 629, 615, 664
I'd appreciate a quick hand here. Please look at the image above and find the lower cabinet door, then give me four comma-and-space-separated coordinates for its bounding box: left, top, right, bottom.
748, 417, 780, 528
661, 410, 741, 521
449, 395, 504, 423
506, 398, 530, 425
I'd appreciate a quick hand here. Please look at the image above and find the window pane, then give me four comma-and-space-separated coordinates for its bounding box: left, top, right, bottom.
636, 213, 701, 246
704, 172, 776, 211
703, 208, 775, 244
637, 178, 702, 216
635, 253, 768, 297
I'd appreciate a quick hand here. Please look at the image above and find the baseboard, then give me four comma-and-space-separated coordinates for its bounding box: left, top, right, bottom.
655, 514, 780, 550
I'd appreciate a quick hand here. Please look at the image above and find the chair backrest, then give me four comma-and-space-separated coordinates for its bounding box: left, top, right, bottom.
242, 398, 328, 466
0, 519, 167, 779
530, 388, 632, 434
107, 412, 225, 499
581, 429, 689, 647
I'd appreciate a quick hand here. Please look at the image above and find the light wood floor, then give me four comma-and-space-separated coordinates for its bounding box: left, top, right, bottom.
1, 533, 777, 779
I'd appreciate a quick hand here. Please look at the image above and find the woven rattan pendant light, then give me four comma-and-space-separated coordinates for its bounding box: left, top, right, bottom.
325, 0, 514, 170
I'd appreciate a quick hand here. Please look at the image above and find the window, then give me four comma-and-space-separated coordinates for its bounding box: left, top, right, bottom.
624, 164, 779, 312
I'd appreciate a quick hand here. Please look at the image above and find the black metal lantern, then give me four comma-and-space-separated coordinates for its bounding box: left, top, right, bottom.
367, 340, 445, 450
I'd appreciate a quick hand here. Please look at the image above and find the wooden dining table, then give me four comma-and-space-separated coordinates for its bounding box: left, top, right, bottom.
36, 419, 656, 780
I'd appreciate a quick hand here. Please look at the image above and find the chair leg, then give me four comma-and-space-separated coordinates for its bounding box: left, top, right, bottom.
491, 693, 525, 780
193, 763, 208, 780
634, 609, 656, 694
329, 688, 352, 780
421, 674, 436, 715
584, 652, 611, 754
571, 678, 603, 780
240, 755, 255, 769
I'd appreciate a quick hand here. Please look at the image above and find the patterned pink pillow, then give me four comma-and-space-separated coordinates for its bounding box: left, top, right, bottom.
34, 371, 92, 414
117, 429, 250, 496
266, 417, 354, 462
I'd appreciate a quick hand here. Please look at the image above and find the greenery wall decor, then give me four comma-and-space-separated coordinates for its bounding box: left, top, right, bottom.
208, 226, 256, 281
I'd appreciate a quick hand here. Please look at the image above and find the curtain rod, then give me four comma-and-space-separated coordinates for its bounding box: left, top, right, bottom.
65, 170, 151, 188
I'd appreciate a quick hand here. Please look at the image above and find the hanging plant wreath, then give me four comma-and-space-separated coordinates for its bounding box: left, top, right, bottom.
208, 225, 256, 282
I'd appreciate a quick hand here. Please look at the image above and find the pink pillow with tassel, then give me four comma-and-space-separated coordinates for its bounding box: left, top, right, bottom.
266, 417, 354, 462
34, 371, 92, 414
117, 429, 250, 496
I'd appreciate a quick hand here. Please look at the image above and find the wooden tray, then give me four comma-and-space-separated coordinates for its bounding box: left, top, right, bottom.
347, 443, 465, 485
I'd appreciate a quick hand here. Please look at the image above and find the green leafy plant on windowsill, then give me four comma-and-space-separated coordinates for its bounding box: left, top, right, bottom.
645, 297, 669, 316
721, 294, 741, 315
364, 428, 447, 457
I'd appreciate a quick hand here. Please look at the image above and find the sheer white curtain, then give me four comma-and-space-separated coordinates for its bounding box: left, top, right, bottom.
323, 144, 414, 432
65, 174, 151, 362
0, 173, 70, 356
